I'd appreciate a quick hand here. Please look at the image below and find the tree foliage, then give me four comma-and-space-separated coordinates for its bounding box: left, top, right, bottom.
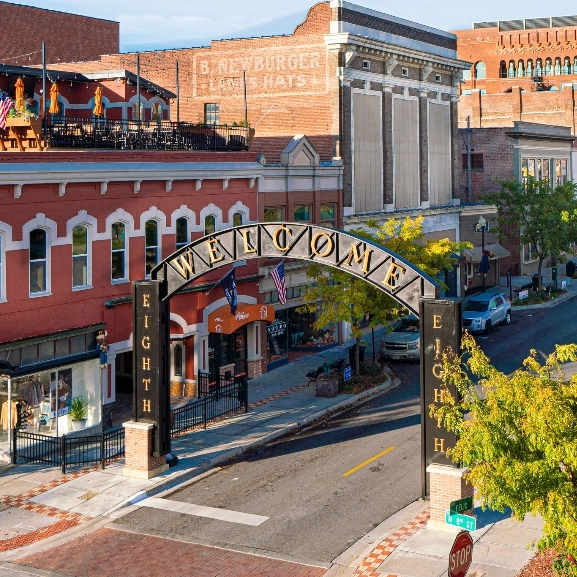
483, 178, 577, 290
299, 217, 470, 373
431, 334, 577, 558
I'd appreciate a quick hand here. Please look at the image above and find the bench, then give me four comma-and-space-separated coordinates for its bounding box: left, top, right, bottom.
305, 358, 346, 386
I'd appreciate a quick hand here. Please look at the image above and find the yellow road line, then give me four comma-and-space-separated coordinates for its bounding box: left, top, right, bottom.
343, 446, 395, 477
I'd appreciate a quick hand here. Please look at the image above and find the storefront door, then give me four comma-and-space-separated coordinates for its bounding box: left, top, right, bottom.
233, 326, 247, 377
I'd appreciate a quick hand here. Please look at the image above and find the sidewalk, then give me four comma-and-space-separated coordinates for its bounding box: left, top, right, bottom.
0, 325, 550, 576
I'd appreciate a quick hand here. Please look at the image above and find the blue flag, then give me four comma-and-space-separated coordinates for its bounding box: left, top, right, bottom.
219, 268, 238, 314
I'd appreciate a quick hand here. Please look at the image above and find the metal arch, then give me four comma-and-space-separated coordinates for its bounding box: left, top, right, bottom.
150, 223, 439, 316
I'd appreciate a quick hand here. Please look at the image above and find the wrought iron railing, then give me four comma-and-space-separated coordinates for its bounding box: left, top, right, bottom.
196, 371, 236, 397
44, 117, 251, 151
13, 425, 125, 473
171, 375, 248, 436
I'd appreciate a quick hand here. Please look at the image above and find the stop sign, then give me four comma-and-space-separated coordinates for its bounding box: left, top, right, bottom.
448, 531, 473, 577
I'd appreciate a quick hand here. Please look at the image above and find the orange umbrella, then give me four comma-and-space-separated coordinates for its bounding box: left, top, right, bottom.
93, 86, 104, 116
14, 78, 25, 110
49, 83, 60, 115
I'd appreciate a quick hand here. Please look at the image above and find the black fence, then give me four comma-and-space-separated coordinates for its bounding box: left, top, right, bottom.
44, 117, 251, 151
171, 375, 248, 437
13, 425, 125, 474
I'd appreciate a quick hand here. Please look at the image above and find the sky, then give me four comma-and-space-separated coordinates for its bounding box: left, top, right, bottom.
8, 0, 577, 51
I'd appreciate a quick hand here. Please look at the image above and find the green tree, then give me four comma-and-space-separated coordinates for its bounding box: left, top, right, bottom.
431, 334, 577, 565
299, 217, 470, 375
483, 178, 577, 291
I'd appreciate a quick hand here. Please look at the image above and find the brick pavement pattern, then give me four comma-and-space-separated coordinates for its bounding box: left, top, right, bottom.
17, 527, 328, 577
353, 510, 430, 577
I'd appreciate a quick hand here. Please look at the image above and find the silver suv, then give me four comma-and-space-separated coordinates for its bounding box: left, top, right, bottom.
462, 292, 512, 334
379, 316, 420, 361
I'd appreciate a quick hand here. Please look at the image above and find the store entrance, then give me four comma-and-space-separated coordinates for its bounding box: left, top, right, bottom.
208, 326, 247, 378
115, 351, 133, 394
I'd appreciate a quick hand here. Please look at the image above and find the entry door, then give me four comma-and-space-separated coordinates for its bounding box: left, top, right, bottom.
233, 326, 247, 377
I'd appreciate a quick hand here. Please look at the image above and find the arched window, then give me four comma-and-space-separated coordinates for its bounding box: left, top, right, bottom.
564, 57, 571, 74
526, 59, 534, 77
30, 228, 48, 295
499, 61, 507, 78
132, 100, 144, 120
536, 59, 543, 76
517, 60, 525, 77
175, 217, 188, 250
233, 212, 243, 227
145, 220, 160, 277
475, 62, 486, 79
204, 215, 216, 236
72, 225, 89, 289
151, 102, 162, 121
111, 222, 127, 282
508, 60, 516, 78
174, 345, 183, 377
545, 58, 552, 75
554, 57, 562, 75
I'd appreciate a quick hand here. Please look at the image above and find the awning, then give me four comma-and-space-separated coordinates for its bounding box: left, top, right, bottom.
208, 304, 274, 334
463, 243, 511, 263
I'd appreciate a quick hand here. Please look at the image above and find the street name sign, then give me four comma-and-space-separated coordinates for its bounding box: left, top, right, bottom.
445, 510, 477, 532
448, 531, 473, 577
450, 496, 473, 514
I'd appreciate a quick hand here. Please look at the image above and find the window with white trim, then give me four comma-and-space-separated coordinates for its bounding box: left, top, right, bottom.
145, 220, 160, 277
30, 228, 48, 295
111, 222, 127, 282
175, 217, 189, 250
233, 212, 243, 227
174, 345, 183, 377
72, 225, 90, 289
204, 215, 216, 236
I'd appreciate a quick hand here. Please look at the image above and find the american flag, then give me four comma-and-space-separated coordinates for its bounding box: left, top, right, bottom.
0, 94, 14, 131
270, 261, 287, 304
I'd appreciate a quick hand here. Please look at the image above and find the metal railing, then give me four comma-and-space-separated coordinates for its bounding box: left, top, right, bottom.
44, 117, 251, 151
13, 425, 125, 473
196, 371, 236, 397
171, 375, 248, 436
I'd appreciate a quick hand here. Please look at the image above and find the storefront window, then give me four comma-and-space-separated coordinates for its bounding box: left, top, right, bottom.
288, 307, 339, 350
208, 333, 233, 375
264, 207, 283, 222
176, 217, 188, 250
267, 312, 289, 366
29, 228, 48, 295
556, 159, 568, 185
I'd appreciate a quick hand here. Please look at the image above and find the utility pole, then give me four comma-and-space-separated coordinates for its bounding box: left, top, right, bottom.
136, 52, 141, 146
466, 116, 472, 203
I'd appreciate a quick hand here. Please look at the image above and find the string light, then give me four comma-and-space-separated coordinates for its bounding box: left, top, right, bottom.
1, 49, 42, 64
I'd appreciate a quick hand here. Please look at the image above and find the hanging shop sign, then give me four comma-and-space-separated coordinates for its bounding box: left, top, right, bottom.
208, 304, 274, 334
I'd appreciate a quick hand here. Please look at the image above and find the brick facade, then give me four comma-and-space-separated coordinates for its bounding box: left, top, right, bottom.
0, 2, 118, 66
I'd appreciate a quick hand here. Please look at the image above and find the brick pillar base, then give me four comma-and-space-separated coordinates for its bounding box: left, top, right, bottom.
122, 421, 169, 480
427, 464, 474, 533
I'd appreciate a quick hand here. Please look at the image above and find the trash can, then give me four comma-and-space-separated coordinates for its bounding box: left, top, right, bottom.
566, 261, 575, 278
348, 345, 365, 365
552, 267, 558, 282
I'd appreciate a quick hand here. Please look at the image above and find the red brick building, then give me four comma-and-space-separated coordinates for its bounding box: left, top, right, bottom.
0, 1, 119, 66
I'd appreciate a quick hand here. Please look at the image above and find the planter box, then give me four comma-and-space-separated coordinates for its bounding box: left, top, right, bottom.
316, 377, 339, 398
6, 117, 40, 128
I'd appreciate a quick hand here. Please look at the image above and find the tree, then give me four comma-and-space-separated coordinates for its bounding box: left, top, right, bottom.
483, 178, 577, 291
431, 334, 577, 565
299, 217, 470, 375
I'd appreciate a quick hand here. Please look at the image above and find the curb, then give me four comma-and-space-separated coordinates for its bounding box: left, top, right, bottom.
511, 289, 575, 311
104, 374, 399, 516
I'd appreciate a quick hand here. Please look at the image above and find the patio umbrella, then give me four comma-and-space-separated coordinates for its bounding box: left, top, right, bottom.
49, 83, 60, 115
93, 86, 104, 116
14, 78, 25, 110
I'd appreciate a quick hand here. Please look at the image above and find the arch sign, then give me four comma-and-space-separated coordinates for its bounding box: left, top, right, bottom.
131, 223, 462, 496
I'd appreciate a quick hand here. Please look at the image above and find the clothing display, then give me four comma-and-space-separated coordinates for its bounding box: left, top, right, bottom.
0, 400, 19, 430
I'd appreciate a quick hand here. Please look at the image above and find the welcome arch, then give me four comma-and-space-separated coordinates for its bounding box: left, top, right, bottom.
131, 223, 462, 496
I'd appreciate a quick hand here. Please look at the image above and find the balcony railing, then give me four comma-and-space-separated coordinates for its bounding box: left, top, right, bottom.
44, 117, 251, 151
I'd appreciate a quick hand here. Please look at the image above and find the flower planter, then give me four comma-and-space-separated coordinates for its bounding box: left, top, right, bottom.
71, 419, 87, 431
6, 117, 40, 127
315, 377, 339, 398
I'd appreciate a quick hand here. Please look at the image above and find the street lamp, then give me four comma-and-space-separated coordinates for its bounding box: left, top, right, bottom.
0, 361, 18, 462
475, 216, 489, 293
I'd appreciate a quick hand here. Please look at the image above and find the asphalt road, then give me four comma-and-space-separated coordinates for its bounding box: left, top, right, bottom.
114, 295, 577, 566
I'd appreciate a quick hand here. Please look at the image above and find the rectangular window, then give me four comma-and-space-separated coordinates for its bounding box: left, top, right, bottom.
145, 220, 159, 277
264, 207, 283, 222
320, 203, 336, 228
461, 154, 484, 170
111, 222, 127, 281
29, 229, 47, 295
401, 67, 409, 77
293, 205, 310, 222
175, 217, 188, 250
204, 103, 220, 125
556, 159, 568, 185
72, 225, 89, 289
542, 158, 550, 181
523, 242, 538, 263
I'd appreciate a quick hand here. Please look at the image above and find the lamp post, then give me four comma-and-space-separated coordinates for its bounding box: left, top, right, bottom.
0, 361, 18, 463
476, 216, 488, 293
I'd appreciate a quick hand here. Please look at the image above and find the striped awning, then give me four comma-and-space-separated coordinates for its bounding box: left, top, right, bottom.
463, 243, 511, 263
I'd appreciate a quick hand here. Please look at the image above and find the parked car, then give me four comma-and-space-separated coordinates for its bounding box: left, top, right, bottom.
462, 292, 511, 334
379, 315, 420, 361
